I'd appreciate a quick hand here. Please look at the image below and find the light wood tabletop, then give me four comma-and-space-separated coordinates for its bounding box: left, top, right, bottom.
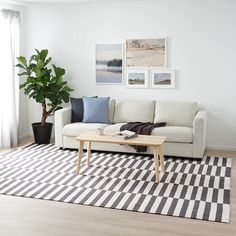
75, 132, 166, 182
75, 133, 166, 146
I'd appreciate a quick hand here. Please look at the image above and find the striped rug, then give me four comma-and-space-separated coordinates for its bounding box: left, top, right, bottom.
0, 144, 231, 223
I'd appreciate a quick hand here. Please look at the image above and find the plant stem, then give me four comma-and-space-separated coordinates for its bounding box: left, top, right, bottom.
41, 101, 47, 126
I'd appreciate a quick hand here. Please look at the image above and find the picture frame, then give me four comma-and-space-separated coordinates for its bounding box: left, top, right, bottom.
126, 68, 149, 88
125, 38, 167, 68
96, 43, 123, 84
150, 69, 175, 88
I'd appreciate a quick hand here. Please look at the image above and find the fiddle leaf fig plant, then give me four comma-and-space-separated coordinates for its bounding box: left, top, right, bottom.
16, 49, 73, 126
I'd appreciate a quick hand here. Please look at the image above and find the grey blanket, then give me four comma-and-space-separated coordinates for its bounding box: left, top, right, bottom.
120, 122, 166, 152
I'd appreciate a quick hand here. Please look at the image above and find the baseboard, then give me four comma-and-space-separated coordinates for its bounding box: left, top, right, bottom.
19, 134, 55, 144
19, 134, 33, 142
206, 145, 236, 152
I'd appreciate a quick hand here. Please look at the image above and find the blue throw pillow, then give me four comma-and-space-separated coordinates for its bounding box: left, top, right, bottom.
82, 97, 110, 123
70, 96, 97, 123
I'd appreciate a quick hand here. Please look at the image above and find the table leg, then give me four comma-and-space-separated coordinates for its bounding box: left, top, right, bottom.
159, 144, 165, 173
77, 141, 84, 174
87, 141, 91, 166
154, 146, 160, 182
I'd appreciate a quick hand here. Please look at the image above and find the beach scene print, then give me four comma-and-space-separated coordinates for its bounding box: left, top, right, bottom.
126, 39, 166, 67
126, 69, 148, 88
154, 72, 171, 85
151, 70, 175, 88
128, 72, 145, 85
96, 44, 123, 84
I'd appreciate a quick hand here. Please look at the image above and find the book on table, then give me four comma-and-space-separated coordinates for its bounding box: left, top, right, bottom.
113, 130, 138, 140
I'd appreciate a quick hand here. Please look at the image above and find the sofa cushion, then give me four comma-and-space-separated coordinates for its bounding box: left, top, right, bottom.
108, 99, 115, 124
152, 126, 193, 143
154, 101, 199, 127
63, 123, 108, 137
104, 123, 126, 133
83, 97, 110, 123
114, 99, 155, 123
70, 97, 84, 123
70, 96, 97, 123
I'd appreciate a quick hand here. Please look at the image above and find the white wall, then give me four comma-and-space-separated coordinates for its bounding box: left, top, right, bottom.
0, 2, 29, 139
24, 0, 236, 150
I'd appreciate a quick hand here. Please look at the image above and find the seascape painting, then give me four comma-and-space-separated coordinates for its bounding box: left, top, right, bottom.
150, 70, 175, 88
126, 69, 148, 88
154, 73, 171, 85
128, 73, 145, 85
96, 43, 123, 84
126, 38, 166, 67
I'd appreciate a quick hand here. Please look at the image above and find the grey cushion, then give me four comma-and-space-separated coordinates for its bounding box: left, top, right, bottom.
114, 99, 156, 123
104, 123, 126, 133
70, 96, 97, 123
82, 97, 110, 123
151, 126, 193, 143
108, 99, 115, 124
63, 123, 109, 137
154, 101, 199, 127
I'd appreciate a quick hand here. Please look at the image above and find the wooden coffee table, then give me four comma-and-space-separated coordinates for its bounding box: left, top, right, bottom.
75, 133, 166, 182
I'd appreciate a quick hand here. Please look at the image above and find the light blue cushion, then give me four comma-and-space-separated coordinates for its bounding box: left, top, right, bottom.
82, 97, 110, 123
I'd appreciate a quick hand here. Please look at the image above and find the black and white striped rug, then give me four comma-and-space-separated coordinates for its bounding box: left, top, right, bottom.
0, 144, 231, 223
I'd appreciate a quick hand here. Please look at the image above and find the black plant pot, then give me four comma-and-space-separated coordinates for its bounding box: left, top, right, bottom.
32, 122, 53, 144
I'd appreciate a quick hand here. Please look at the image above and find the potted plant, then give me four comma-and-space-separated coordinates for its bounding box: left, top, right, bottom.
16, 49, 73, 144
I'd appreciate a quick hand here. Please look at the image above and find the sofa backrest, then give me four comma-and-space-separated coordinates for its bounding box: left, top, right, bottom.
109, 99, 115, 123
114, 99, 155, 123
154, 101, 199, 127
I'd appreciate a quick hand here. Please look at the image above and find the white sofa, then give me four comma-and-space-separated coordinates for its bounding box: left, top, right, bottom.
55, 100, 207, 158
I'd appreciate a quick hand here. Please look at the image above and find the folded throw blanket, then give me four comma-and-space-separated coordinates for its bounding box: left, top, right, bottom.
120, 122, 167, 152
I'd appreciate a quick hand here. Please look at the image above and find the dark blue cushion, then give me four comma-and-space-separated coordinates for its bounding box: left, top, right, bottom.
70, 97, 83, 123
82, 97, 110, 123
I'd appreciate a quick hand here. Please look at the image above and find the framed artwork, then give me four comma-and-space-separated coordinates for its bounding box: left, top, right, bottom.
96, 43, 123, 84
150, 69, 175, 88
125, 38, 167, 67
126, 68, 149, 88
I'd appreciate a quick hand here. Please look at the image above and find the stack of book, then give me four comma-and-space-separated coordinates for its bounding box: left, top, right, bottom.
113, 130, 138, 140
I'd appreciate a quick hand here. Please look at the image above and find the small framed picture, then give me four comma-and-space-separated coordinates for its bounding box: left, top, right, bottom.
126, 68, 149, 88
150, 69, 175, 88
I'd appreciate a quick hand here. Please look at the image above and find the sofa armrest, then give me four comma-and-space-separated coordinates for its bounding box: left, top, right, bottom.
55, 107, 71, 148
193, 110, 207, 158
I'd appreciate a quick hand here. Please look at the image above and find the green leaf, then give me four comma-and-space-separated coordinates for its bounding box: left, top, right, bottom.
37, 59, 44, 68
24, 86, 34, 95
18, 72, 28, 76
54, 106, 63, 112
35, 49, 40, 54
29, 55, 35, 63
47, 93, 58, 103
20, 82, 27, 89
40, 49, 48, 61
34, 67, 42, 78
53, 65, 65, 78
59, 91, 70, 102
35, 94, 44, 103
42, 57, 52, 68
35, 81, 44, 87
16, 63, 26, 69
29, 91, 36, 98
26, 77, 35, 83
29, 63, 36, 69
62, 85, 73, 92
17, 56, 27, 67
